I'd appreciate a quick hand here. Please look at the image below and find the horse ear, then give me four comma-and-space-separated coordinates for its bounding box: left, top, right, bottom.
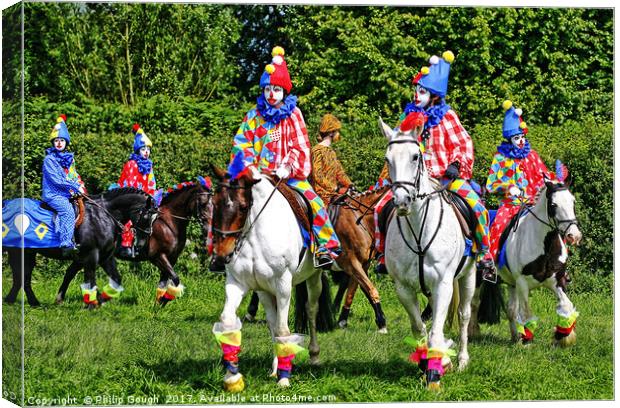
378, 117, 394, 141
211, 164, 227, 180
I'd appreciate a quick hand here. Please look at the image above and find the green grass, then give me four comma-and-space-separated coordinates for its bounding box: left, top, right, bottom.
2, 257, 614, 404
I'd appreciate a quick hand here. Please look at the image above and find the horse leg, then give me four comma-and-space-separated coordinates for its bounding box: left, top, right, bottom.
332, 272, 350, 313
22, 254, 40, 307
469, 285, 481, 338
338, 277, 358, 329
351, 261, 387, 333
515, 277, 535, 344
153, 254, 184, 306
507, 286, 520, 342
5, 250, 23, 304
244, 292, 260, 322
99, 257, 124, 303
456, 267, 476, 371
81, 253, 100, 309
544, 280, 578, 347
215, 276, 247, 392
255, 291, 279, 377
304, 272, 323, 366
426, 278, 455, 389
56, 261, 83, 304
272, 274, 302, 387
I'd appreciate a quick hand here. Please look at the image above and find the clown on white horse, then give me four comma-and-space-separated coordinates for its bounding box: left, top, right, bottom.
380, 111, 476, 390
472, 101, 582, 346
209, 46, 340, 392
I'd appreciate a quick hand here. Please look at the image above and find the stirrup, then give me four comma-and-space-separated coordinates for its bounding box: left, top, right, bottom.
313, 253, 333, 269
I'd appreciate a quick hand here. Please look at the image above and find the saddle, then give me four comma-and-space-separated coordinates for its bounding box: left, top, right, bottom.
377, 198, 396, 241
40, 196, 85, 228
269, 179, 313, 236
446, 191, 476, 240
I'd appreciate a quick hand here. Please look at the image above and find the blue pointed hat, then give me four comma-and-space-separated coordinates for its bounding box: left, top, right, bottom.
502, 100, 528, 139
416, 51, 455, 98
132, 123, 153, 152
49, 114, 70, 144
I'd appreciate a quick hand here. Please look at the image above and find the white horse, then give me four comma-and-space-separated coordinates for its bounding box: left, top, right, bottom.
379, 115, 476, 390
472, 177, 582, 347
210, 166, 329, 391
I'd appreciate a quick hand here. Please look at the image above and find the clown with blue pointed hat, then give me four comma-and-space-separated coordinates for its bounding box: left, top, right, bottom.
115, 123, 158, 260
42, 114, 87, 257
373, 51, 496, 281
485, 100, 553, 263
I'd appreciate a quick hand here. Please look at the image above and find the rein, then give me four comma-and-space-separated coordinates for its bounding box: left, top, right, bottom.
512, 186, 579, 238
82, 194, 126, 231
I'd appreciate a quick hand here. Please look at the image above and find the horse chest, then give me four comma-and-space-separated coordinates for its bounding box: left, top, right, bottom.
520, 231, 567, 286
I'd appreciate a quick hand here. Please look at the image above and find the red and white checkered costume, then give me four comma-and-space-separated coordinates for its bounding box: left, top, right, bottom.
420, 110, 474, 180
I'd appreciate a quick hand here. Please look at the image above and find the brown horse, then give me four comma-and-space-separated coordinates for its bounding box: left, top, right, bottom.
328, 187, 389, 332
55, 179, 213, 305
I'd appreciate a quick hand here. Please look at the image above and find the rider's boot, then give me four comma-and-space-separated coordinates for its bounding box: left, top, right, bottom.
477, 254, 497, 283
374, 254, 388, 275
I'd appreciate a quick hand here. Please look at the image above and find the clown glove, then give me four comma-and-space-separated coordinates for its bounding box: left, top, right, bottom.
275, 165, 291, 180
508, 185, 521, 197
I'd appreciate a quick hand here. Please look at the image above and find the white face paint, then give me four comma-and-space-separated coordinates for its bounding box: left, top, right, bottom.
415, 85, 431, 108
53, 138, 67, 151
139, 146, 151, 159
264, 85, 284, 106
511, 134, 526, 149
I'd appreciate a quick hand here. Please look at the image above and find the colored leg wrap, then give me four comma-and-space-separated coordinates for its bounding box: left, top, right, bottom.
516, 318, 538, 343
555, 310, 579, 339
80, 284, 98, 305
274, 335, 306, 381
213, 319, 243, 374
101, 282, 123, 300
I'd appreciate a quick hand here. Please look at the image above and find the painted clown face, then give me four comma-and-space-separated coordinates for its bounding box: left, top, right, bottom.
511, 133, 527, 149
139, 146, 151, 159
264, 84, 284, 106
414, 85, 431, 109
53, 137, 67, 151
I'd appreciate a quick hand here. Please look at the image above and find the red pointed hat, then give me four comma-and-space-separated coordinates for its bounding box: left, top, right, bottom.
259, 46, 293, 93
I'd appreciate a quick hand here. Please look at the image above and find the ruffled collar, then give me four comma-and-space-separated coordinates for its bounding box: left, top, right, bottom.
497, 140, 531, 159
256, 94, 298, 126
46, 147, 74, 169
129, 153, 153, 175
403, 99, 451, 130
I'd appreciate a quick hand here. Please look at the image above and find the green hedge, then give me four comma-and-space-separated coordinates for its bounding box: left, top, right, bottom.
2, 96, 612, 291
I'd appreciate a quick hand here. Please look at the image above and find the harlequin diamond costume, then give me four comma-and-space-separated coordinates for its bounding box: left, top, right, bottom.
486, 101, 551, 262
231, 46, 341, 268
310, 114, 354, 204
373, 51, 496, 278
42, 114, 86, 257
116, 124, 157, 258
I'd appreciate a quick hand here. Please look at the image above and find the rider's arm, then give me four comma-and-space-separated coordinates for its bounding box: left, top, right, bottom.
42, 156, 82, 194
281, 108, 311, 180
444, 111, 474, 180
231, 111, 258, 169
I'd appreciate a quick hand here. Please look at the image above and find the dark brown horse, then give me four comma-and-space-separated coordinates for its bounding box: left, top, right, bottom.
55, 179, 213, 306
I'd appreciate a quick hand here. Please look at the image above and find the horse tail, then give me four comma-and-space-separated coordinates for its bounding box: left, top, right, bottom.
294, 272, 337, 334
330, 270, 350, 312
477, 280, 504, 325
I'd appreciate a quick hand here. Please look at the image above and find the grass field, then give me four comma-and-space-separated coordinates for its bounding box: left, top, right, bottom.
2, 256, 614, 404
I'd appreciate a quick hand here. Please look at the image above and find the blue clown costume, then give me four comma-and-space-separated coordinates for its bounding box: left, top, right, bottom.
41, 114, 86, 250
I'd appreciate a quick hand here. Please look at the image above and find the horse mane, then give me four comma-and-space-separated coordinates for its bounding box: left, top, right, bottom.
351, 184, 391, 199
160, 181, 197, 204
103, 187, 150, 200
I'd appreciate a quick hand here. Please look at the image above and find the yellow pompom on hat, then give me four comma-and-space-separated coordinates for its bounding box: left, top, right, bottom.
259, 45, 293, 93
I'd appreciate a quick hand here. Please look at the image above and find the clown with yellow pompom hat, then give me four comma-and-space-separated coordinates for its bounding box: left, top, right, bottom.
373, 50, 496, 286
217, 45, 342, 387
485, 100, 553, 278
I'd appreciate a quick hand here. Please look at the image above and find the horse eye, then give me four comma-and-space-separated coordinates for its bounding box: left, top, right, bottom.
412, 154, 419, 161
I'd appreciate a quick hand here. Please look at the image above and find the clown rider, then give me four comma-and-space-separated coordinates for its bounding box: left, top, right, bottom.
230, 46, 341, 269
373, 51, 496, 280
116, 123, 157, 259
42, 114, 87, 257
485, 101, 551, 268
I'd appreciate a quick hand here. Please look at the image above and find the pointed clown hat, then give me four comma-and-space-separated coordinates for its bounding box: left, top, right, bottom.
49, 114, 71, 144
502, 100, 528, 139
412, 51, 455, 98
259, 46, 293, 93
132, 123, 153, 153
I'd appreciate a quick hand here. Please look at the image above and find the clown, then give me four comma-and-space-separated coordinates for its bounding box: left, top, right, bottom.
116, 123, 157, 258
310, 113, 354, 204
230, 46, 341, 268
485, 101, 551, 263
42, 114, 86, 257
373, 51, 496, 279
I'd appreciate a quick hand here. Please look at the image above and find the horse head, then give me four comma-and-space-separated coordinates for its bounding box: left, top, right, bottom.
542, 177, 582, 246
210, 165, 261, 270
379, 112, 426, 216
103, 187, 156, 229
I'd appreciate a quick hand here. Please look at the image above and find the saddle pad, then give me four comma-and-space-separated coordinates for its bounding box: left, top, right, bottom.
2, 199, 62, 248
496, 209, 528, 270
448, 190, 477, 240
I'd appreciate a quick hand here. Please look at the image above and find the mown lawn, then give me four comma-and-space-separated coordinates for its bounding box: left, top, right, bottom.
2, 257, 614, 404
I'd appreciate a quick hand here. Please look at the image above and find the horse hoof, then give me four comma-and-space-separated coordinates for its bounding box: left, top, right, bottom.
277, 378, 290, 388
243, 313, 255, 323
427, 381, 442, 392
377, 327, 388, 334
55, 295, 64, 305
223, 373, 245, 393
555, 330, 577, 348
310, 356, 320, 366
338, 320, 348, 329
